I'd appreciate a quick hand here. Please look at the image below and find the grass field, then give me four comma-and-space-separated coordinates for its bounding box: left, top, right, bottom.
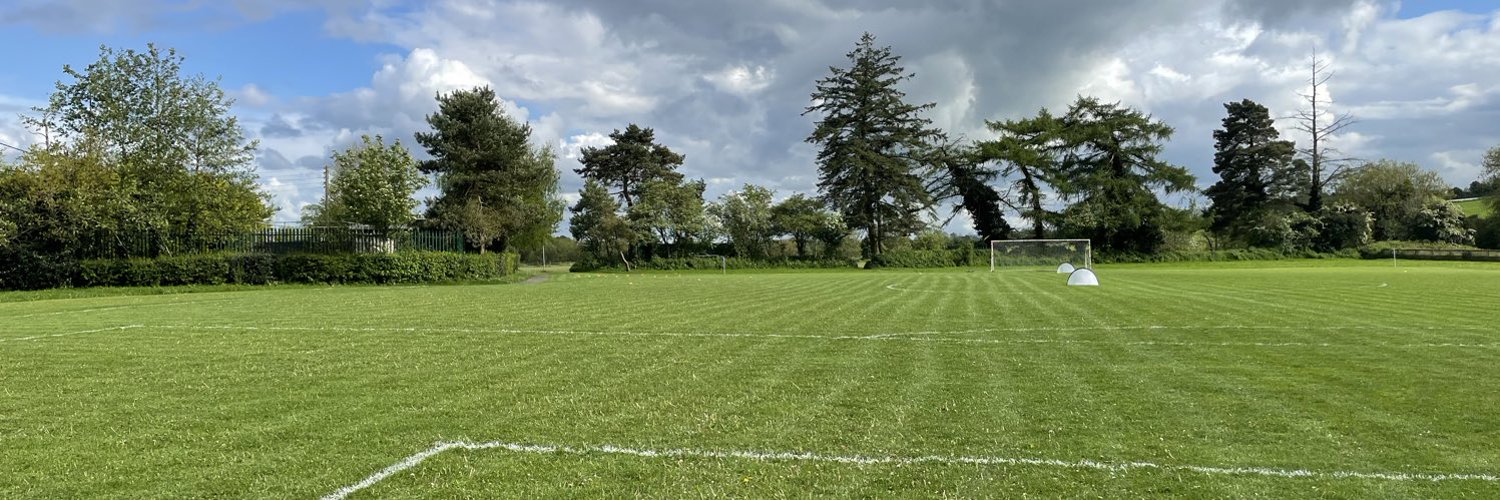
1455, 197, 1493, 219
3, 261, 1499, 498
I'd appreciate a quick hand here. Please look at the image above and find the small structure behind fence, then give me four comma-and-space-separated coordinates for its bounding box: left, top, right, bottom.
82, 227, 466, 259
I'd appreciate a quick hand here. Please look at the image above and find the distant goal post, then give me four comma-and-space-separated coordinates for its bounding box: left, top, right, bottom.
989, 239, 1092, 272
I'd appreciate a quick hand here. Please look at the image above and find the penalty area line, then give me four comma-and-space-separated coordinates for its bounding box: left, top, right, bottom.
0, 325, 144, 343
322, 440, 1500, 500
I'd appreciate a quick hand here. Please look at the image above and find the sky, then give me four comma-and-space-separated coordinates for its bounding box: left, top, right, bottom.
0, 0, 1497, 230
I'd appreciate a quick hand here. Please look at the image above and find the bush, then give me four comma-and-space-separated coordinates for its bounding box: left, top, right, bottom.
571, 256, 858, 272
0, 250, 79, 291
1314, 204, 1373, 252
1475, 216, 1500, 250
1410, 202, 1475, 245
69, 252, 517, 289
864, 247, 987, 269
1246, 210, 1321, 253
1097, 248, 1353, 264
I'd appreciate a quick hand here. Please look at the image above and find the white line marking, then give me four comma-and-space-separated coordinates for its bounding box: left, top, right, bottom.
322, 439, 1500, 499
2, 299, 225, 320
148, 324, 1499, 349
0, 325, 144, 343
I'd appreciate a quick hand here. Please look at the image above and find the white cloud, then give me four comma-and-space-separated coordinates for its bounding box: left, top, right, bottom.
703, 65, 775, 96
232, 83, 274, 108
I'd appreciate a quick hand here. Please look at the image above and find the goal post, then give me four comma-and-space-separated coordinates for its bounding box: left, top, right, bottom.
989, 239, 1092, 272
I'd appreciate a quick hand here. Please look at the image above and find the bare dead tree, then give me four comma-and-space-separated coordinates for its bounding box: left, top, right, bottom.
1291, 54, 1358, 212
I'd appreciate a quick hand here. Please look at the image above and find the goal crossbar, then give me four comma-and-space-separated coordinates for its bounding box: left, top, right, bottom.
989, 239, 1092, 272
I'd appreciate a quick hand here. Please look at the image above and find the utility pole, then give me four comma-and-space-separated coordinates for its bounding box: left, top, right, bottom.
322, 164, 330, 204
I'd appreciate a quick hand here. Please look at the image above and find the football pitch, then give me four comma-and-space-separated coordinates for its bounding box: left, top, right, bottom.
2, 261, 1498, 498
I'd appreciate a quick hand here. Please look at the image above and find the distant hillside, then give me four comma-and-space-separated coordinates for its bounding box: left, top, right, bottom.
1454, 197, 1493, 218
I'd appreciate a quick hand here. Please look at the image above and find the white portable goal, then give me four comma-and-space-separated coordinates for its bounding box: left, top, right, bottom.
990, 239, 1092, 272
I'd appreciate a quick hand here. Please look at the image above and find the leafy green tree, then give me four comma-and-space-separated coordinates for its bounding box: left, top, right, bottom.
805, 33, 942, 257
576, 124, 685, 209
570, 180, 635, 266
975, 110, 1067, 239
771, 194, 842, 257
1205, 99, 1300, 242
1054, 97, 1196, 254
628, 178, 709, 257
0, 147, 145, 288
416, 86, 564, 253
1332, 160, 1450, 241
28, 43, 271, 246
306, 135, 427, 237
1484, 146, 1500, 214
710, 184, 777, 259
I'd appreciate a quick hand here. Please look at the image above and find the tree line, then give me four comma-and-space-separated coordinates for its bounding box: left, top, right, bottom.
5, 38, 1499, 287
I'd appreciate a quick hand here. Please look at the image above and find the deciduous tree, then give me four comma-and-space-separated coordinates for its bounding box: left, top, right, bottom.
306, 135, 427, 237
28, 43, 272, 246
771, 194, 842, 257
1333, 160, 1450, 241
570, 180, 635, 267
628, 178, 709, 257
710, 184, 777, 259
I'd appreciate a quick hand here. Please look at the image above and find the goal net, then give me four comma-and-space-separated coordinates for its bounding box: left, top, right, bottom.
990, 239, 1092, 272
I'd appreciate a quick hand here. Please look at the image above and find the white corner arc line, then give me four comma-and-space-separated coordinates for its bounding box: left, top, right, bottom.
322, 440, 1500, 499
0, 325, 144, 343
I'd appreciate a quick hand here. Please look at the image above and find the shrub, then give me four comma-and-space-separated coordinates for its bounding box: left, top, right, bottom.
69, 252, 517, 289
1246, 210, 1321, 252
864, 247, 987, 269
1314, 203, 1373, 251
1475, 216, 1500, 250
1410, 202, 1475, 245
1096, 248, 1352, 264
0, 250, 79, 291
571, 256, 858, 272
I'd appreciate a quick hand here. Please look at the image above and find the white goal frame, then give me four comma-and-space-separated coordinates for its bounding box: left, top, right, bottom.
989, 239, 1092, 272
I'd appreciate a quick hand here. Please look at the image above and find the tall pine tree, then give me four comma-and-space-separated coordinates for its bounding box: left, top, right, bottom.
804, 33, 941, 257
416, 86, 563, 253
1204, 99, 1299, 242
576, 124, 685, 209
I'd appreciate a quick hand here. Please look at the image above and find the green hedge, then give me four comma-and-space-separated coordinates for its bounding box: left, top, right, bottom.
1097, 248, 1355, 264
571, 256, 859, 272
1356, 241, 1481, 260
73, 252, 518, 288
866, 247, 1359, 268
865, 248, 988, 269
